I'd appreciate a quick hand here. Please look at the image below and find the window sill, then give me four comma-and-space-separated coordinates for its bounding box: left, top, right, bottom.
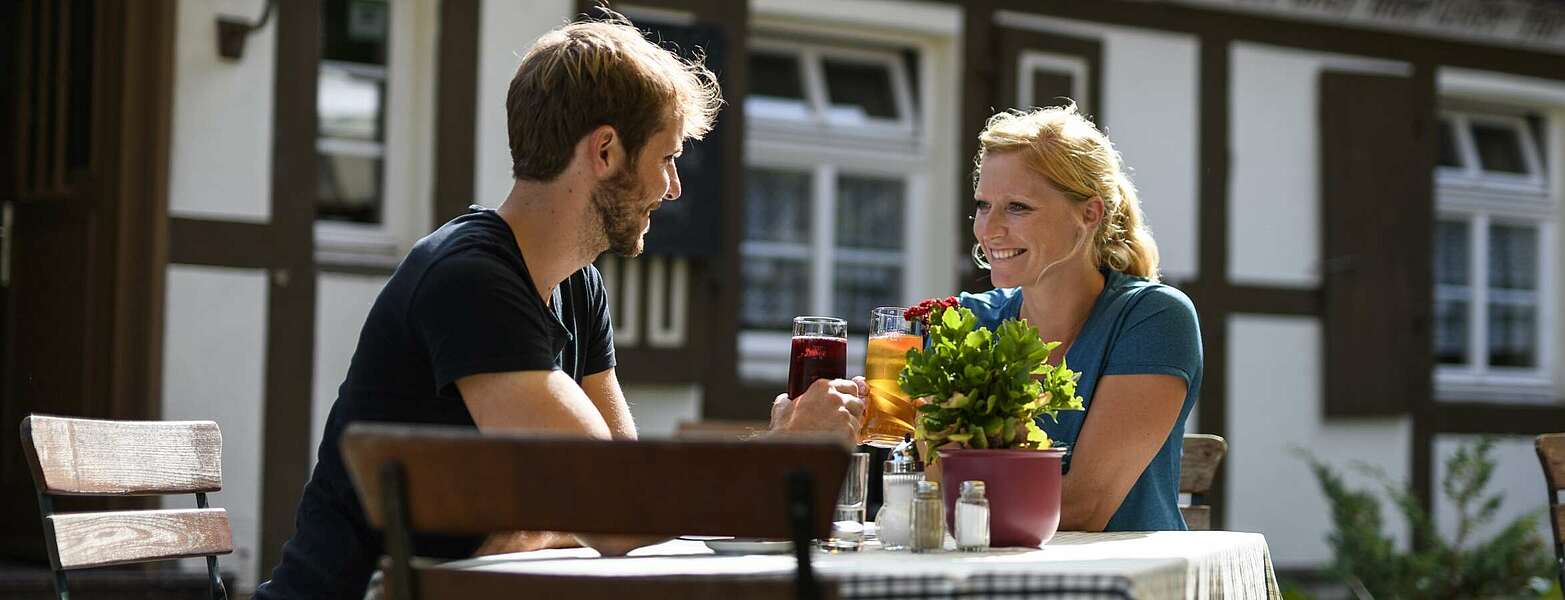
1435, 373, 1558, 406
315, 221, 402, 273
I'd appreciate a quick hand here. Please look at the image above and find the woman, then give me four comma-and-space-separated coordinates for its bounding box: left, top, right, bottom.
961, 104, 1201, 532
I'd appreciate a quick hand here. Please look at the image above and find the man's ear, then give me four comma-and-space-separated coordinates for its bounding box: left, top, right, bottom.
583, 124, 624, 178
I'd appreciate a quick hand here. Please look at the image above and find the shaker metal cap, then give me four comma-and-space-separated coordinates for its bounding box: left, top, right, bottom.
886, 433, 922, 474
915, 480, 940, 495
960, 480, 986, 497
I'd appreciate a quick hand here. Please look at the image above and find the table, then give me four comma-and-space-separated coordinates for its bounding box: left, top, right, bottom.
441, 530, 1282, 599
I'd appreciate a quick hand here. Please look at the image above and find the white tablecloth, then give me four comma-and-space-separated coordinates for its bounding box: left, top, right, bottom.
441, 530, 1281, 599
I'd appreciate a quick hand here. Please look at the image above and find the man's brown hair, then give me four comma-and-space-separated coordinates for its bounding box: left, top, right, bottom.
507, 15, 722, 181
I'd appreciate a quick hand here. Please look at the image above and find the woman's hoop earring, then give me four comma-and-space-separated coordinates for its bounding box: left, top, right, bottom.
971, 242, 991, 270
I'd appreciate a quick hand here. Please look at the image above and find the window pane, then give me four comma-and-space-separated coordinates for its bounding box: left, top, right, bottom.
318, 0, 389, 225
323, 0, 389, 64
1488, 302, 1537, 368
317, 152, 383, 223
744, 168, 812, 244
750, 52, 805, 100
1434, 296, 1468, 366
1030, 70, 1075, 111
1434, 220, 1469, 286
835, 175, 905, 251
1489, 224, 1538, 291
742, 258, 810, 329
822, 58, 899, 121
318, 66, 384, 141
1437, 118, 1461, 168
833, 263, 902, 330
1471, 122, 1528, 174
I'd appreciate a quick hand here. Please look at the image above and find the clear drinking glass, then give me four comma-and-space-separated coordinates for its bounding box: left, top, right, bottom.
861, 307, 923, 448
787, 316, 848, 399
823, 451, 870, 552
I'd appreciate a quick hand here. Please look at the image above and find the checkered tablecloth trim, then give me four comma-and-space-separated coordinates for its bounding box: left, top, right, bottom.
839, 572, 1135, 599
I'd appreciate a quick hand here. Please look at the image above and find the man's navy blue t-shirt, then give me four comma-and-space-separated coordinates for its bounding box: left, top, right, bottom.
253, 207, 616, 599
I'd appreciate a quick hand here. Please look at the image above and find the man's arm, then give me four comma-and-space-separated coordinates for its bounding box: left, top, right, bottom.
458, 370, 634, 555
580, 368, 637, 440
457, 369, 612, 439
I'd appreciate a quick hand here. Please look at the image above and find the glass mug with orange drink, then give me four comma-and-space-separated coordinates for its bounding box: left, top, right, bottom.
861, 306, 924, 448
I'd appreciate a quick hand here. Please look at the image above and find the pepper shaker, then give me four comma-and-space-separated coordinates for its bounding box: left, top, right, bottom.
955, 480, 990, 552
910, 480, 945, 553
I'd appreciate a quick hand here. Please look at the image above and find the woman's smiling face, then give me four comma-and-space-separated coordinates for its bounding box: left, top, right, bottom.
972, 151, 1094, 288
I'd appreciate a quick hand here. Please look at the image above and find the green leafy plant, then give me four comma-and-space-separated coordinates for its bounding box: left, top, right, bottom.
1303, 438, 1552, 599
897, 301, 1084, 463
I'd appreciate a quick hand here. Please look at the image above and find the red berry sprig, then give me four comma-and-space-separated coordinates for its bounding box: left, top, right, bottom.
904, 296, 960, 324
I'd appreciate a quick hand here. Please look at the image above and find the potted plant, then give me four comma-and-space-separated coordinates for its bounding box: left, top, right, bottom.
899, 297, 1085, 547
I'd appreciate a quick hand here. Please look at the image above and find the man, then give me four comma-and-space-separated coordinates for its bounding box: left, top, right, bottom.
253, 16, 863, 599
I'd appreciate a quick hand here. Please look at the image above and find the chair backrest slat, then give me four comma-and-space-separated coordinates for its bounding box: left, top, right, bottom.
1179, 506, 1210, 531
22, 415, 222, 495
341, 423, 849, 540
1180, 434, 1227, 495
1538, 434, 1565, 492
47, 508, 233, 570
1553, 505, 1565, 545
674, 420, 769, 441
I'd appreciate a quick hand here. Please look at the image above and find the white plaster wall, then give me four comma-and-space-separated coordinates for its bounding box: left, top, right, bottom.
1226, 314, 1412, 569
1228, 43, 1408, 288
624, 384, 704, 438
160, 265, 269, 591
169, 0, 274, 222
993, 12, 1201, 283
310, 274, 389, 464
1432, 435, 1552, 551
475, 0, 574, 207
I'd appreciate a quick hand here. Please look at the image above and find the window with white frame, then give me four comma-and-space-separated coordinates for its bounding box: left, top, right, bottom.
1016, 50, 1087, 111
1434, 106, 1556, 398
315, 0, 434, 264
739, 36, 923, 382
318, 0, 390, 225
746, 39, 917, 143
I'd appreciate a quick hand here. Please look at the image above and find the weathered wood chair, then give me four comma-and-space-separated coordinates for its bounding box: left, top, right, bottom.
1180, 433, 1228, 531
341, 423, 849, 600
19, 415, 232, 600
1535, 433, 1565, 592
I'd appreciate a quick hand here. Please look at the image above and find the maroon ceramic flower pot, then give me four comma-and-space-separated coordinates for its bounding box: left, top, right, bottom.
936, 447, 1066, 548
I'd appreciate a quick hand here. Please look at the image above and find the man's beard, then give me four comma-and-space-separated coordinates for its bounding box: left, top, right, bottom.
588, 164, 650, 257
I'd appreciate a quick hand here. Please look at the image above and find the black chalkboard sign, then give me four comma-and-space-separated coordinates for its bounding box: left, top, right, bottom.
640, 20, 726, 257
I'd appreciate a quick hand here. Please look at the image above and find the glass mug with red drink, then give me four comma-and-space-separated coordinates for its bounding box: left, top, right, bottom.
786, 316, 848, 399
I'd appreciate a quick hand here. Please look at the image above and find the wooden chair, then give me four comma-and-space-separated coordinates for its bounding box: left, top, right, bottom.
19, 415, 232, 600
340, 423, 849, 600
1180, 433, 1228, 531
1535, 433, 1565, 592
674, 419, 770, 441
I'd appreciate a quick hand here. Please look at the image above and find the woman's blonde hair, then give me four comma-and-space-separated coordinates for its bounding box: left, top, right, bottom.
974, 103, 1160, 282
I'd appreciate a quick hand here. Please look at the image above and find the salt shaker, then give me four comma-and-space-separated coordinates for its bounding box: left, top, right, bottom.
955, 480, 990, 552
876, 434, 921, 550
910, 480, 945, 553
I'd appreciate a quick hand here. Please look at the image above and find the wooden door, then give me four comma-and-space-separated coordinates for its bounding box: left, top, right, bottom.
0, 0, 172, 560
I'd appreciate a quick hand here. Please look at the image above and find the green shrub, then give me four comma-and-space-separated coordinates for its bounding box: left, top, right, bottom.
1303, 438, 1553, 599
